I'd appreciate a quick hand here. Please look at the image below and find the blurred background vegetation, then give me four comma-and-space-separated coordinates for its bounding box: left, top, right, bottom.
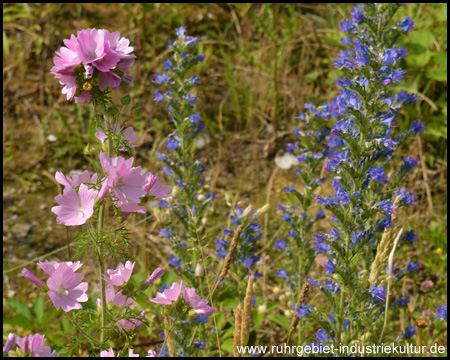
3, 3, 447, 355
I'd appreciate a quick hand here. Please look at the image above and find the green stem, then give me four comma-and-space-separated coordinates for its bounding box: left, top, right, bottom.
66, 227, 71, 260
336, 284, 345, 345
337, 231, 350, 345
97, 203, 107, 343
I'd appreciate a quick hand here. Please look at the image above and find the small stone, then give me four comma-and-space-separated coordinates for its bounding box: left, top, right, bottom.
47, 134, 58, 142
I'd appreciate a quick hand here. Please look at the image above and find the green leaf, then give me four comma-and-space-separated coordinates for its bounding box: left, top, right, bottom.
222, 325, 236, 339
107, 106, 119, 117
121, 95, 131, 106
31, 296, 45, 325
305, 70, 321, 84
221, 339, 235, 355
436, 4, 447, 21
42, 308, 59, 324
267, 314, 290, 330
253, 312, 264, 327
3, 315, 33, 330
130, 272, 147, 287
426, 70, 447, 82
433, 51, 447, 67
406, 51, 432, 68
266, 301, 279, 312
161, 270, 177, 286
215, 311, 224, 330
6, 298, 31, 320
409, 30, 435, 53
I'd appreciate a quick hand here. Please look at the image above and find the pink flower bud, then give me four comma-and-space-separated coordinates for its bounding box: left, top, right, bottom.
22, 337, 29, 355
22, 268, 44, 288
143, 267, 164, 286
97, 181, 110, 201
3, 333, 16, 353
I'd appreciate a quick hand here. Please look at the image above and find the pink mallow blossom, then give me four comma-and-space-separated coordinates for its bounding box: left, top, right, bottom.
101, 284, 135, 308
120, 200, 146, 217
51, 28, 135, 102
101, 348, 139, 357
52, 184, 98, 226
99, 152, 147, 205
182, 284, 215, 315
117, 317, 143, 331
143, 173, 172, 199
47, 262, 88, 312
150, 281, 183, 305
103, 261, 135, 286
15, 333, 57, 357
37, 260, 82, 276
55, 170, 98, 189
98, 285, 143, 331
150, 281, 215, 315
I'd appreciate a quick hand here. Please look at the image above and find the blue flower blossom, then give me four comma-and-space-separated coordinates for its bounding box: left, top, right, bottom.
404, 325, 417, 338
275, 239, 286, 251
436, 305, 447, 320
398, 16, 414, 32
406, 259, 420, 272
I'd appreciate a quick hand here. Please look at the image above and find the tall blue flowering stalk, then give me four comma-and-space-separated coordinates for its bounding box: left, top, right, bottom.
301, 4, 425, 348
277, 99, 339, 343
155, 27, 215, 290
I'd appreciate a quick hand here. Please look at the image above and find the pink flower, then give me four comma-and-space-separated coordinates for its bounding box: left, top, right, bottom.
117, 318, 143, 331
75, 91, 92, 103
103, 261, 135, 286
76, 28, 106, 64
182, 284, 215, 315
150, 281, 182, 305
147, 350, 157, 357
122, 127, 140, 149
150, 281, 215, 315
51, 184, 98, 226
52, 28, 134, 102
98, 285, 143, 331
22, 268, 44, 288
54, 74, 78, 101
100, 348, 139, 357
143, 267, 164, 286
128, 349, 140, 357
47, 262, 88, 312
100, 29, 134, 57
97, 181, 111, 201
55, 170, 98, 188
104, 284, 135, 308
120, 201, 146, 217
93, 42, 120, 73
3, 333, 16, 353
100, 347, 115, 357
99, 152, 147, 205
52, 35, 80, 71
37, 260, 82, 276
15, 334, 57, 357
421, 280, 434, 292
98, 71, 122, 91
143, 173, 172, 199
